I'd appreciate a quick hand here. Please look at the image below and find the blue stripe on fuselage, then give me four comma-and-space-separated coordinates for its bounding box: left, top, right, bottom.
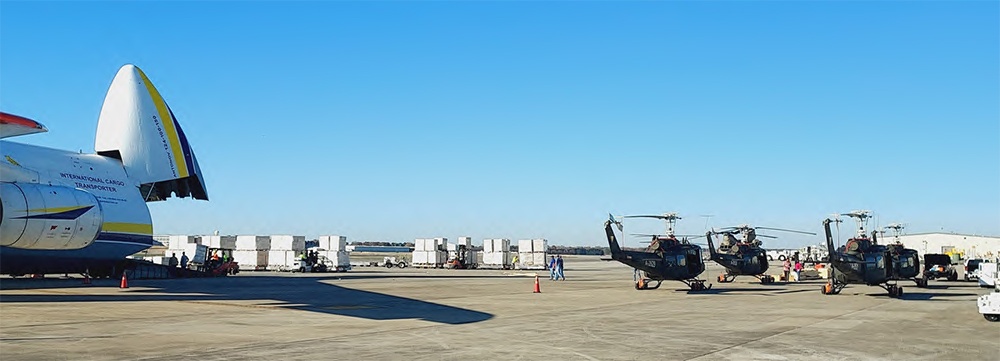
17, 206, 95, 220
0, 236, 154, 275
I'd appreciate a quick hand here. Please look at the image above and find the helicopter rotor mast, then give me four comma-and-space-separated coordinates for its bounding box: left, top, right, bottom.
884, 223, 905, 243
840, 210, 873, 238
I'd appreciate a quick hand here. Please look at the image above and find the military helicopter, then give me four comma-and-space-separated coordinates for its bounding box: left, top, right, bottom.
705, 224, 816, 284
821, 210, 924, 298
603, 213, 710, 291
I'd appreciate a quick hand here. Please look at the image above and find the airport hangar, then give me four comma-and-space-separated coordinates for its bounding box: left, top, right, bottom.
891, 232, 1000, 260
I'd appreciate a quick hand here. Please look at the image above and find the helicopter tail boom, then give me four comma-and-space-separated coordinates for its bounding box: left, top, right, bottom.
604, 220, 624, 258
704, 231, 717, 258
823, 219, 837, 258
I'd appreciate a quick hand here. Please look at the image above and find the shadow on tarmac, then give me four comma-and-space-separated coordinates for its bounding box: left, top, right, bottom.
0, 275, 494, 325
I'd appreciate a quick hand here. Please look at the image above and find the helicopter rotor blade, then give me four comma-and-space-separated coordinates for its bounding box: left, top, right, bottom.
755, 234, 778, 239
755, 226, 817, 235
624, 215, 679, 220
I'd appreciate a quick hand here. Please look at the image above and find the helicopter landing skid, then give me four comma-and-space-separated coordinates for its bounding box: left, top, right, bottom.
821, 280, 846, 295
717, 274, 737, 283
755, 274, 775, 284
635, 279, 662, 290
681, 279, 711, 291
878, 283, 904, 298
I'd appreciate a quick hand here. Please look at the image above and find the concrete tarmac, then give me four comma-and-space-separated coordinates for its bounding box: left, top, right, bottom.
1, 256, 997, 360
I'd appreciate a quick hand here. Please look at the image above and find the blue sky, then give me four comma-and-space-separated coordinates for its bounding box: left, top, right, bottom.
2, 1, 997, 248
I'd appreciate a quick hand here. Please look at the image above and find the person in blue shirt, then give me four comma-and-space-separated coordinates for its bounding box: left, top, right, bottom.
548, 256, 557, 280
555, 255, 565, 280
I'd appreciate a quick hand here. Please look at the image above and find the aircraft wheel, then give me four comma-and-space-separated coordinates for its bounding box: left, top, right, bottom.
985, 314, 1000, 322
947, 272, 958, 282
397, 262, 407, 268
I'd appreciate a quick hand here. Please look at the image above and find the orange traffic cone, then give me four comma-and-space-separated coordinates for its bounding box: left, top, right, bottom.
533, 275, 541, 293
119, 272, 129, 289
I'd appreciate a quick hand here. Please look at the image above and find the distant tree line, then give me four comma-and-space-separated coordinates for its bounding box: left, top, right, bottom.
547, 246, 607, 255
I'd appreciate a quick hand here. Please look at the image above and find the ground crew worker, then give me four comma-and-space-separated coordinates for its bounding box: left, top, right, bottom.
555, 255, 565, 280
169, 253, 179, 268
180, 252, 189, 269
548, 255, 557, 280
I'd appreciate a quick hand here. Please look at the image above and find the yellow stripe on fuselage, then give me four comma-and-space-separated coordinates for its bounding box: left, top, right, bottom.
26, 206, 90, 213
136, 67, 189, 178
103, 222, 153, 235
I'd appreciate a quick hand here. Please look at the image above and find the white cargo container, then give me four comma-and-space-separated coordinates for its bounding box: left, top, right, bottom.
168, 235, 201, 250
481, 251, 511, 268
532, 252, 547, 267
427, 251, 445, 265
270, 235, 306, 251
414, 239, 425, 251
412, 250, 428, 264
518, 239, 533, 253
483, 239, 494, 253
236, 235, 271, 250
233, 250, 268, 270
203, 235, 237, 249
319, 235, 347, 251
268, 250, 298, 270
457, 236, 472, 247
447, 243, 458, 252
517, 251, 546, 270
533, 239, 548, 253
323, 250, 351, 270
493, 239, 511, 252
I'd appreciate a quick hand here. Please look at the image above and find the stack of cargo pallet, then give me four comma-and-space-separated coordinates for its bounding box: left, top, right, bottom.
517, 239, 548, 270
412, 238, 447, 268
318, 235, 350, 271
481, 238, 511, 269
234, 235, 270, 271
267, 235, 306, 271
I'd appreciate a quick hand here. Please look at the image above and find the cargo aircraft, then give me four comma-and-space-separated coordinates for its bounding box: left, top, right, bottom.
0, 64, 208, 278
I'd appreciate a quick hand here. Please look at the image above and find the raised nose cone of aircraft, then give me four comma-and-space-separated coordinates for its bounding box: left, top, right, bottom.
95, 64, 209, 201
